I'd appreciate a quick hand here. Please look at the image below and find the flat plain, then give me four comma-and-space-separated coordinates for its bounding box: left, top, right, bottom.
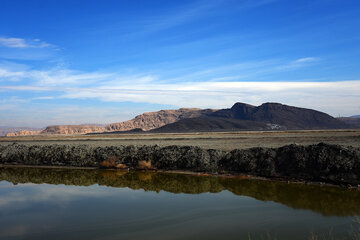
1, 129, 359, 151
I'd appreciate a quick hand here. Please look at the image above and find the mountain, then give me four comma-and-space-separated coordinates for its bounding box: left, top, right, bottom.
105, 108, 217, 131
151, 117, 270, 133
5, 102, 351, 136
0, 127, 42, 136
5, 108, 217, 136
5, 125, 105, 136
41, 125, 106, 135
152, 102, 350, 133
337, 117, 360, 128
211, 102, 349, 129
350, 115, 360, 118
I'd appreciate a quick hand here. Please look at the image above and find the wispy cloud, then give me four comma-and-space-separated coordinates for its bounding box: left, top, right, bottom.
1, 55, 358, 126
1, 80, 359, 117
294, 57, 319, 63
0, 56, 320, 89
108, 0, 278, 40
0, 68, 24, 78
0, 37, 54, 49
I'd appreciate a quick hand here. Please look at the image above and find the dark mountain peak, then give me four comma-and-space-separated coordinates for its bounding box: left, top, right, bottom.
229, 102, 256, 119
231, 102, 255, 109
258, 102, 288, 110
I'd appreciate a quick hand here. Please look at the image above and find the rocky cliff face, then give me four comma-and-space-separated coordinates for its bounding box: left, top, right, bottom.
5, 108, 216, 136
105, 108, 216, 131
1, 127, 42, 136
5, 130, 42, 137
41, 125, 106, 135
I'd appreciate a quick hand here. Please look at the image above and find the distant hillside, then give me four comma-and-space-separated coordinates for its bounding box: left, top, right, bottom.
5, 102, 351, 136
350, 115, 360, 118
0, 127, 42, 136
211, 102, 349, 129
152, 102, 349, 133
151, 117, 271, 133
337, 117, 360, 128
6, 108, 217, 136
6, 125, 105, 136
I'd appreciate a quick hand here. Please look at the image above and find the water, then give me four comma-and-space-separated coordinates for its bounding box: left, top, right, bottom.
0, 167, 359, 240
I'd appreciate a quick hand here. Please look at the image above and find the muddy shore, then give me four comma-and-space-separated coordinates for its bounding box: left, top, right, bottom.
1, 142, 359, 186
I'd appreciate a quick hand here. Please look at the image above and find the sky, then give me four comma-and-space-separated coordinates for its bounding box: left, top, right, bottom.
1, 0, 360, 127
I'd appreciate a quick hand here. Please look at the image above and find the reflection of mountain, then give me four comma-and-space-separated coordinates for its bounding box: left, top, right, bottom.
1, 166, 360, 217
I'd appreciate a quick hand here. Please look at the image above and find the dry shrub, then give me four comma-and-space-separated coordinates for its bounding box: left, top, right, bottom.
99, 156, 119, 168
137, 160, 153, 170
116, 163, 127, 169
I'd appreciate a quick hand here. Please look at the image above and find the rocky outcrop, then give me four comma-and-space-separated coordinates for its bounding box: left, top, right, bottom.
0, 143, 359, 186
5, 108, 217, 136
5, 130, 42, 136
41, 125, 106, 135
0, 127, 42, 136
105, 108, 216, 131
5, 125, 105, 136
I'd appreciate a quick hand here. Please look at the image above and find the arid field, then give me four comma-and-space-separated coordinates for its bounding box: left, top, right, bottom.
1, 129, 359, 151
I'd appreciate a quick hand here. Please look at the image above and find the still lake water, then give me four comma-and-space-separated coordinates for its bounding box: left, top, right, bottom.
0, 167, 359, 240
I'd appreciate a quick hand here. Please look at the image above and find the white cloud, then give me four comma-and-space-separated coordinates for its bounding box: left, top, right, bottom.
0, 37, 28, 48
294, 57, 319, 63
0, 37, 54, 49
32, 96, 54, 100
0, 68, 24, 78
57, 81, 360, 116
2, 80, 359, 117
0, 56, 359, 125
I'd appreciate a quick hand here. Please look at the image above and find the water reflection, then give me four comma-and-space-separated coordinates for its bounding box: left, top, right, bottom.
1, 166, 359, 217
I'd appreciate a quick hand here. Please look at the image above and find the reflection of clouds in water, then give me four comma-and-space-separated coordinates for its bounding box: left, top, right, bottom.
0, 182, 135, 209
0, 225, 29, 238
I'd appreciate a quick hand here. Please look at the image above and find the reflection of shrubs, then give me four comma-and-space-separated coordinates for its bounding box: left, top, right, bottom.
138, 160, 153, 170
138, 172, 153, 181
99, 156, 119, 168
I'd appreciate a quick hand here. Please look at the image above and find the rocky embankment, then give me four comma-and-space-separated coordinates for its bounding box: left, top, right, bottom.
0, 143, 359, 186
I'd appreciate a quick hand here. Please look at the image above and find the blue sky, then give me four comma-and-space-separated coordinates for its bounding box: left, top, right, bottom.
1, 0, 360, 127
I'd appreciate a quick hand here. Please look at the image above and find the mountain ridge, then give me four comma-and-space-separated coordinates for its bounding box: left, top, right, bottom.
5, 102, 353, 136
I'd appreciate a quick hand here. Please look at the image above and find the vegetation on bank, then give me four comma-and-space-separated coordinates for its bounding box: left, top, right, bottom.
0, 142, 359, 186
